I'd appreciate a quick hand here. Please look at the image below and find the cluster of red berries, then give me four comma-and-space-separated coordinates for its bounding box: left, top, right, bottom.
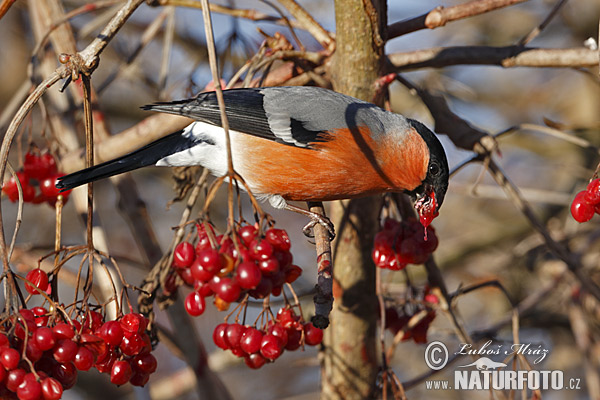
372, 218, 438, 270
384, 289, 438, 344
213, 307, 323, 369
2, 151, 71, 207
571, 179, 600, 223
0, 309, 157, 399
170, 224, 302, 316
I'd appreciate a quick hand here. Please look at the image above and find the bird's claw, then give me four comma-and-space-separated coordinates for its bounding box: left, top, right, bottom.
302, 215, 335, 241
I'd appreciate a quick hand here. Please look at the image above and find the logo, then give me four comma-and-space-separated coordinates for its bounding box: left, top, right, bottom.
423, 340, 582, 392
457, 357, 506, 370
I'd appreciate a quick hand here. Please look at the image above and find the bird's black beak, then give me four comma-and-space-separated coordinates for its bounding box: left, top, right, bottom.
414, 184, 438, 227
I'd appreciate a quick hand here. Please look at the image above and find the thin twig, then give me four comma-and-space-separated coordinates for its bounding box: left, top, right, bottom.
309, 202, 333, 329
389, 46, 599, 70
518, 0, 569, 46
158, 6, 176, 97
387, 0, 530, 39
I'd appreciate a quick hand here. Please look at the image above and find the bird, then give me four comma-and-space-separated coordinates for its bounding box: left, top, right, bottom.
56, 86, 449, 235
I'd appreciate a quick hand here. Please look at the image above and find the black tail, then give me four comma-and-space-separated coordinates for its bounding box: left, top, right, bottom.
56, 130, 193, 191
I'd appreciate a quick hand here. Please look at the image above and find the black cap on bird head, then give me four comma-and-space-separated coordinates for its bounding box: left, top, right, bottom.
405, 119, 449, 227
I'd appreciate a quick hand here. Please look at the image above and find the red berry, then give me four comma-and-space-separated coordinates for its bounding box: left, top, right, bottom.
285, 327, 302, 351
95, 349, 117, 374
285, 264, 302, 283
276, 308, 296, 329
194, 281, 213, 297
23, 152, 57, 180
236, 261, 262, 289
52, 362, 78, 390
3, 172, 34, 203
120, 333, 145, 356
177, 266, 195, 286
110, 360, 132, 386
173, 242, 195, 269
258, 258, 279, 275
6, 368, 26, 392
184, 291, 206, 316
274, 250, 293, 270
17, 373, 42, 400
212, 277, 241, 303
424, 293, 439, 304
224, 324, 245, 351
83, 310, 104, 332
40, 174, 70, 204
244, 353, 267, 369
197, 248, 222, 273
240, 327, 263, 355
120, 313, 147, 334
25, 268, 49, 295
268, 323, 289, 347
265, 228, 291, 251
41, 377, 63, 400
571, 190, 595, 223
304, 323, 323, 346
97, 320, 124, 347
52, 323, 75, 340
53, 339, 78, 363
133, 353, 157, 374
32, 306, 49, 327
25, 340, 43, 362
1, 347, 20, 370
213, 323, 229, 350
248, 278, 272, 299
130, 371, 150, 387
190, 257, 214, 282
260, 334, 283, 360
238, 225, 257, 247
74, 346, 95, 371
250, 239, 274, 261
586, 179, 600, 204
0, 333, 8, 349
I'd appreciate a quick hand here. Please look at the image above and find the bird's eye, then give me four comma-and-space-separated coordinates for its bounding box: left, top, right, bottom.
429, 162, 440, 177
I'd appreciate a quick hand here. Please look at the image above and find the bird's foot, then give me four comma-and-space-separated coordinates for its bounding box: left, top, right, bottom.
302, 214, 335, 241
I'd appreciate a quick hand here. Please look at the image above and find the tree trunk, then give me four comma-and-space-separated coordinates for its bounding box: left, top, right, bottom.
322, 1, 387, 399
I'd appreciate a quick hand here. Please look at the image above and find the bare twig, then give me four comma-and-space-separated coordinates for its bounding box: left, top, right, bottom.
308, 202, 333, 329
518, 0, 568, 46
30, 0, 123, 63
97, 9, 170, 94
152, 0, 304, 29
388, 0, 530, 39
389, 46, 599, 70
158, 6, 176, 97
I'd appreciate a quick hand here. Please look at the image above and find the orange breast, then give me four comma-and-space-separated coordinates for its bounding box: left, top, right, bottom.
231, 127, 429, 202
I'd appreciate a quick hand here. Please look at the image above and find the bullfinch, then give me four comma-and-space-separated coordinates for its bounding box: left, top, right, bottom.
56, 86, 449, 230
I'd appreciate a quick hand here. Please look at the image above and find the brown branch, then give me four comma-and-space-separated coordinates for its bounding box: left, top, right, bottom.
308, 202, 333, 329
389, 46, 599, 70
387, 0, 529, 40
